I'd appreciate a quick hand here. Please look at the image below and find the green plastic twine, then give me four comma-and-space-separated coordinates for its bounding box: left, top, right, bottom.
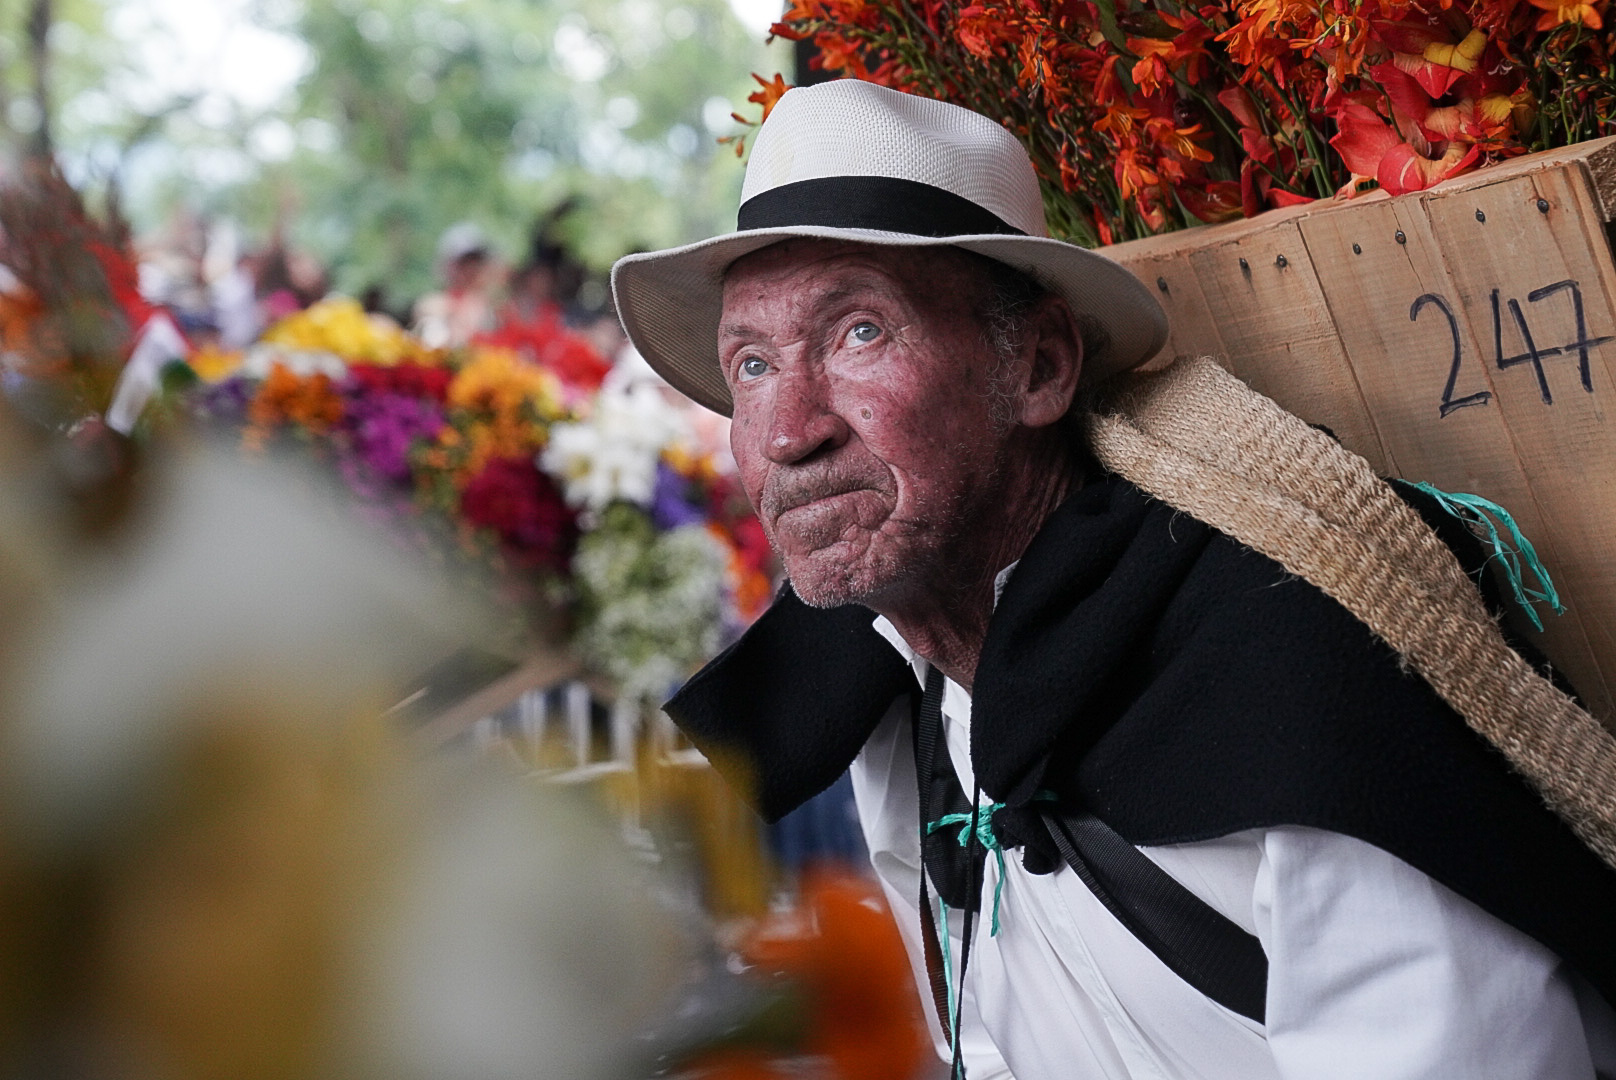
1406, 481, 1565, 632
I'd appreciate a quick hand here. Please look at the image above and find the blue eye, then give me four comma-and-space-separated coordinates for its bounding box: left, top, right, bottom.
738, 356, 769, 380
847, 322, 880, 346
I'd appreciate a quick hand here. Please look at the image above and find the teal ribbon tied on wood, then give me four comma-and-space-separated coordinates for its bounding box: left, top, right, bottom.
1406, 481, 1566, 632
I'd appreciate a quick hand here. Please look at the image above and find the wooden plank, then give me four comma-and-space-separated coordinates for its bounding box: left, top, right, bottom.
1183, 220, 1393, 473
1421, 167, 1616, 716
411, 649, 581, 751
1106, 248, 1230, 372
1427, 137, 1616, 219
1297, 191, 1613, 720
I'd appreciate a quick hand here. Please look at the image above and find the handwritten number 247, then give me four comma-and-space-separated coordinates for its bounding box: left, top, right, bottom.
1409, 280, 1610, 418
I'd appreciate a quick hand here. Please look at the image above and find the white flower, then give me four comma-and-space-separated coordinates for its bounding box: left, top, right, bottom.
239, 342, 348, 380
540, 382, 689, 511
572, 519, 727, 700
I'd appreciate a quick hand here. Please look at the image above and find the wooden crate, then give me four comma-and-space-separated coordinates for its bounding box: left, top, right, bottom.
1104, 139, 1616, 723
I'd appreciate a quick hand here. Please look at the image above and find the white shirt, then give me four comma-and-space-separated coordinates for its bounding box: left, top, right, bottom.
854, 615, 1616, 1080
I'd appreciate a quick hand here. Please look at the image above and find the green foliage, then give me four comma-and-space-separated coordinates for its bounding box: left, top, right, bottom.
3, 0, 786, 308
253, 0, 784, 304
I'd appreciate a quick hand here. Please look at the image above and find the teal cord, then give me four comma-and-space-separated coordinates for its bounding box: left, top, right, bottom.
926, 791, 1062, 1055
936, 894, 958, 1052
928, 802, 1010, 936
1407, 481, 1565, 631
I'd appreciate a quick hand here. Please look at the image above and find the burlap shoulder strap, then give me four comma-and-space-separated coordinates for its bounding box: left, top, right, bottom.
1083, 354, 1616, 870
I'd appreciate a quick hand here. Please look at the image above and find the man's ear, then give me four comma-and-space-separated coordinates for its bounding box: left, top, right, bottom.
1017, 295, 1083, 429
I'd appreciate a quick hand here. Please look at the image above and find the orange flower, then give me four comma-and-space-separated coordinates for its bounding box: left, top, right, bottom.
1527, 0, 1603, 28
737, 871, 931, 1080
813, 30, 870, 78
955, 4, 1019, 60
1114, 147, 1161, 200
768, 0, 822, 40
1129, 37, 1176, 94
247, 362, 343, 434
1147, 119, 1216, 163
1095, 102, 1152, 141
746, 72, 792, 122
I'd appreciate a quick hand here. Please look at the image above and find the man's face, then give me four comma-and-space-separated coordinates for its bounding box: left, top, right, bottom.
719, 240, 1012, 611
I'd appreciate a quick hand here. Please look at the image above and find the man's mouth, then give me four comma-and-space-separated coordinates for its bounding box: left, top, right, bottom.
764, 474, 874, 519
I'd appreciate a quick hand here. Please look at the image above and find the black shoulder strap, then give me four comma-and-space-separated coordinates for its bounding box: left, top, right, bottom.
1043, 812, 1269, 1024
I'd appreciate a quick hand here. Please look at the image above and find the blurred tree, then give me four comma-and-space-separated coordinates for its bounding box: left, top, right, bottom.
1, 0, 785, 309
201, 0, 781, 306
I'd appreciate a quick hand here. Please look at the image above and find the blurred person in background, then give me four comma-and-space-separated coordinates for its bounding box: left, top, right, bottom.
413, 222, 497, 350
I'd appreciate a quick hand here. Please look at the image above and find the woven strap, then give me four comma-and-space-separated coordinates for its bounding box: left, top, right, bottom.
1083, 355, 1616, 870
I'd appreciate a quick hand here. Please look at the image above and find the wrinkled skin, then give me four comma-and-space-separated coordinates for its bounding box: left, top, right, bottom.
719, 240, 1084, 688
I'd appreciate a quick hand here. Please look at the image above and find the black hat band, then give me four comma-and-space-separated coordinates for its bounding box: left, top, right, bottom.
737, 176, 1027, 238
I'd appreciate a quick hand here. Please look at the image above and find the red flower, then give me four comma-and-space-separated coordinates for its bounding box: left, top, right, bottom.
956, 5, 1019, 60
1328, 100, 1480, 195
1179, 180, 1245, 223
460, 456, 578, 572
348, 361, 452, 403
812, 30, 871, 78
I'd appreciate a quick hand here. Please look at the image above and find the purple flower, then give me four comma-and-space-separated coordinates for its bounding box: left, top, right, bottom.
650, 461, 707, 530
188, 377, 253, 422
343, 390, 445, 483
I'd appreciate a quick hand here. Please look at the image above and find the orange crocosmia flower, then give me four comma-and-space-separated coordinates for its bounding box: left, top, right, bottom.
1128, 37, 1176, 95
1018, 34, 1058, 88
1162, 123, 1216, 163
1527, 0, 1603, 28
955, 5, 1018, 60
812, 30, 870, 77
1095, 103, 1152, 140
747, 72, 792, 122
822, 0, 880, 28
1114, 148, 1161, 200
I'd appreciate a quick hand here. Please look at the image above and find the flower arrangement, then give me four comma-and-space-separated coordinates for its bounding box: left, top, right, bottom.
747, 0, 1616, 244
182, 302, 773, 701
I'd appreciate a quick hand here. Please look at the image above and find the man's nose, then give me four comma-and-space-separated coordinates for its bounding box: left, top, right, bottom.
763, 367, 850, 465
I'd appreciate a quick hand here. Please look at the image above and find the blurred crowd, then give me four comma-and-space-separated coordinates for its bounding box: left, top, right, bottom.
138, 207, 630, 388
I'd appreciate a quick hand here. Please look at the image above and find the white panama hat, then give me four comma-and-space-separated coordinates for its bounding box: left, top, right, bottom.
611, 80, 1168, 417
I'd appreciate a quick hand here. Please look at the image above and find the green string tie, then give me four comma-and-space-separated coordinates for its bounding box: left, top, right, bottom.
935, 894, 958, 1051
928, 802, 1009, 936
1407, 481, 1565, 632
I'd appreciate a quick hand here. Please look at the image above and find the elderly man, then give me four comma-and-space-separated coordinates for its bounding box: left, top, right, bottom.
613, 81, 1616, 1079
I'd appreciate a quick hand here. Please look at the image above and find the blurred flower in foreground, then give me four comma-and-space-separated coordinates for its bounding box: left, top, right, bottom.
0, 437, 689, 1080
673, 870, 932, 1080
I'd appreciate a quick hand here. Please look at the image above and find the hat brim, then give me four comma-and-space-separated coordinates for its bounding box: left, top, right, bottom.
611, 225, 1168, 417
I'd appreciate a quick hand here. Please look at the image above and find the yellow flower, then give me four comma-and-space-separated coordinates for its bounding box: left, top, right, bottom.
188, 344, 243, 382
447, 347, 566, 422
260, 297, 429, 365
